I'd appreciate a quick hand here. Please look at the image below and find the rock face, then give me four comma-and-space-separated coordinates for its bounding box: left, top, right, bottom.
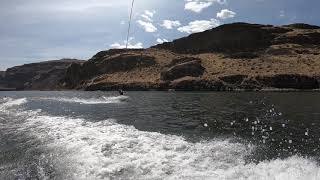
169, 77, 224, 91
275, 32, 320, 45
283, 23, 320, 30
61, 50, 157, 88
161, 59, 205, 81
97, 54, 156, 74
153, 23, 290, 54
2, 59, 84, 90
219, 75, 248, 85
257, 75, 319, 89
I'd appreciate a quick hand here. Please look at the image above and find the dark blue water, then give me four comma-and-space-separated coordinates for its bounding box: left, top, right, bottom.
0, 91, 320, 179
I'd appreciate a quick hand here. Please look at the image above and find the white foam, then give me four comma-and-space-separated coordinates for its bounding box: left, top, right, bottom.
22, 114, 320, 180
0, 97, 27, 110
42, 96, 129, 104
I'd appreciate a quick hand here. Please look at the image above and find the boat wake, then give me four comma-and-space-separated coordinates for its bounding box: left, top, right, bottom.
0, 97, 27, 108
41, 96, 129, 104
1, 97, 320, 179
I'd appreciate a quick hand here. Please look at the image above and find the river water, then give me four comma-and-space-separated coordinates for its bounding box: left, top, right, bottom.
0, 91, 320, 180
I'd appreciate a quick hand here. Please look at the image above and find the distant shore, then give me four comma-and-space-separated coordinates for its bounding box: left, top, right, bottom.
1, 88, 319, 92
0, 87, 16, 91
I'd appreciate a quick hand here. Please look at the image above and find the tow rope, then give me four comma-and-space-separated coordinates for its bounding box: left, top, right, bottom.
125, 0, 135, 49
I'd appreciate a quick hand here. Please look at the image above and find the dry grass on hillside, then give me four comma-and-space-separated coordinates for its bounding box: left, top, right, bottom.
89, 45, 320, 86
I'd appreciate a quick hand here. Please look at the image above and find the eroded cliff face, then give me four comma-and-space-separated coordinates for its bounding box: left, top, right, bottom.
153, 23, 320, 55
2, 59, 84, 90
58, 23, 320, 91
3, 22, 320, 91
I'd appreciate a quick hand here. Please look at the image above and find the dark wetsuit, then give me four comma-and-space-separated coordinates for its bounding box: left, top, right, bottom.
118, 90, 124, 96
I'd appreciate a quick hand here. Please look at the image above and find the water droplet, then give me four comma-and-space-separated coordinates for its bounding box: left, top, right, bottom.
245, 118, 249, 122
305, 131, 309, 136
269, 126, 273, 131
282, 124, 286, 128
289, 140, 292, 144
204, 123, 208, 127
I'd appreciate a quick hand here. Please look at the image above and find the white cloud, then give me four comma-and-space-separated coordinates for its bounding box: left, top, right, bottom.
110, 37, 143, 49
144, 10, 156, 18
185, 1, 212, 13
110, 41, 143, 49
161, 20, 181, 29
178, 19, 220, 34
216, 9, 236, 19
156, 38, 169, 44
140, 10, 156, 22
137, 20, 157, 33
184, 0, 227, 13
137, 9, 157, 33
141, 14, 153, 22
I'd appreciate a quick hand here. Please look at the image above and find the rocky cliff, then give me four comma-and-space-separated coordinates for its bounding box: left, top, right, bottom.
1, 59, 84, 90
59, 22, 320, 91
2, 22, 320, 91
154, 23, 320, 55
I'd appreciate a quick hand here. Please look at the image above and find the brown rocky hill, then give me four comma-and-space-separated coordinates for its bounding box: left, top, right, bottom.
154, 23, 320, 54
1, 59, 84, 90
60, 22, 320, 91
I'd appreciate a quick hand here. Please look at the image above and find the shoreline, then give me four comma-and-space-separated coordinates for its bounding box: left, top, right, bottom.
1, 88, 320, 92
0, 88, 16, 91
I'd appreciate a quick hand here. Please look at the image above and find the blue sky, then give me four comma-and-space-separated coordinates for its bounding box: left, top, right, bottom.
0, 0, 320, 70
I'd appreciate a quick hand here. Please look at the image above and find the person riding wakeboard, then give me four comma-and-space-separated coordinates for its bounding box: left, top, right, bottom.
118, 89, 124, 96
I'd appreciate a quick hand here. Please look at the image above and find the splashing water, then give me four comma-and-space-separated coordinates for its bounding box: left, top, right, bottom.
1, 92, 320, 180
41, 96, 129, 104
0, 97, 27, 110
